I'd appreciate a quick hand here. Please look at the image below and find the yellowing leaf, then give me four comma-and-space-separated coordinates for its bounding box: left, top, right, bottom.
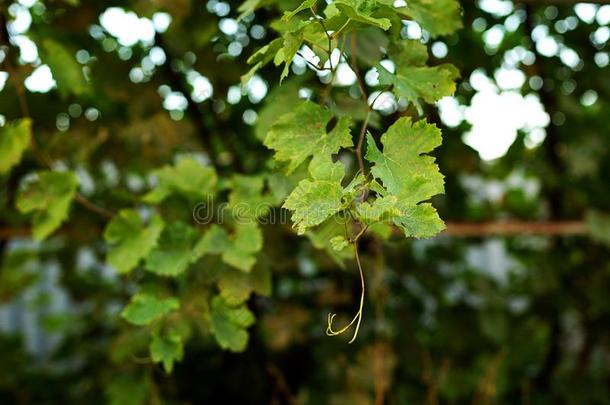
265, 101, 352, 174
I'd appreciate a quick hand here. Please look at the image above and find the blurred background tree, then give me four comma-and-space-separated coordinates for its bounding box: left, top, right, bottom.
1, 0, 610, 404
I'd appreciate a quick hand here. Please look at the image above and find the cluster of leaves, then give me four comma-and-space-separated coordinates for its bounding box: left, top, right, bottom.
4, 0, 610, 403
247, 0, 461, 341
0, 0, 462, 373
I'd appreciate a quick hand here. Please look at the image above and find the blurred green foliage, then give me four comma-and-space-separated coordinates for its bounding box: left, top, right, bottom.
0, 0, 609, 404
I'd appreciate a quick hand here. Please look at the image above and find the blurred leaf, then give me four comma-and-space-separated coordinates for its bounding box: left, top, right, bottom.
0, 119, 31, 175
401, 0, 462, 37
121, 291, 179, 326
106, 374, 149, 405
144, 157, 217, 203
209, 295, 255, 352
16, 170, 79, 240
150, 329, 184, 373
217, 264, 272, 305
0, 248, 38, 302
586, 210, 610, 246
144, 222, 201, 277
104, 210, 165, 274
41, 38, 88, 97
193, 224, 232, 257
221, 222, 264, 272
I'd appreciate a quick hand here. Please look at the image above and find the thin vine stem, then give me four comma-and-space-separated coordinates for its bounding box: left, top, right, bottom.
326, 237, 366, 344
296, 51, 330, 72
326, 221, 369, 343
355, 91, 385, 173
331, 18, 352, 40
309, 7, 334, 70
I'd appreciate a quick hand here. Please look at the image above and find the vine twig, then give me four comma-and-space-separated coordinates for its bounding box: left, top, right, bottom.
326, 225, 368, 343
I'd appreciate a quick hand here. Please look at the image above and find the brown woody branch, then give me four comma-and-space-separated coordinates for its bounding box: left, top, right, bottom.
0, 221, 588, 239
443, 220, 586, 236
463, 0, 610, 4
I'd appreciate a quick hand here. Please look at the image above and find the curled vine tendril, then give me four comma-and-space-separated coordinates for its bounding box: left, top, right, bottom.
326, 238, 366, 344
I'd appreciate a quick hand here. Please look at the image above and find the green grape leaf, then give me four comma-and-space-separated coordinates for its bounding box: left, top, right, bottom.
193, 224, 232, 257
104, 210, 165, 274
41, 39, 88, 97
283, 0, 318, 20
283, 159, 347, 235
254, 76, 305, 141
356, 195, 401, 223
237, 0, 273, 19
16, 170, 79, 240
209, 296, 255, 352
194, 223, 264, 272
121, 292, 179, 326
143, 157, 217, 203
387, 39, 429, 67
144, 222, 200, 277
221, 222, 264, 272
274, 29, 305, 83
228, 175, 275, 220
106, 374, 149, 405
150, 330, 184, 373
265, 101, 352, 174
306, 214, 354, 266
333, 0, 392, 30
241, 38, 283, 85
217, 264, 272, 305
272, 20, 327, 82
402, 0, 462, 37
365, 117, 445, 237
0, 119, 31, 175
369, 222, 393, 239
376, 63, 459, 112
392, 202, 446, 238
330, 235, 349, 251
